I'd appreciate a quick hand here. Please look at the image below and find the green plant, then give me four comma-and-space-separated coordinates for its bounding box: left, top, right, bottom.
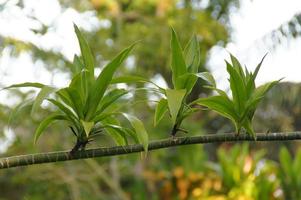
209, 144, 278, 199
4, 24, 148, 153
196, 54, 281, 138
109, 29, 214, 136
279, 147, 301, 199
152, 29, 215, 136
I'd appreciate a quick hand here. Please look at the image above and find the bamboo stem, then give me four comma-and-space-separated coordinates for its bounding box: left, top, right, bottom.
1, 132, 301, 169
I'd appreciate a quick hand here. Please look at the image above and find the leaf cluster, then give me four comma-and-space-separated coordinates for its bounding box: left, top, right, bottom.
3, 26, 280, 152
4, 24, 148, 152
197, 54, 281, 138
151, 29, 215, 135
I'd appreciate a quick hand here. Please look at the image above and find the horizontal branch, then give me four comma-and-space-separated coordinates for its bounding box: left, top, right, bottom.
1, 132, 301, 169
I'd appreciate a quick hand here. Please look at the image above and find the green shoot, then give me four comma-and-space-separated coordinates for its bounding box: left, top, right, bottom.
4, 24, 148, 153
154, 28, 215, 136
196, 54, 281, 139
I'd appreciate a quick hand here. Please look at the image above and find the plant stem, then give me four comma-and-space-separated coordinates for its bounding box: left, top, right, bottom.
1, 132, 301, 169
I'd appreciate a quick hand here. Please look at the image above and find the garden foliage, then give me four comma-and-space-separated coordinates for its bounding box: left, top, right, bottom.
3, 26, 279, 151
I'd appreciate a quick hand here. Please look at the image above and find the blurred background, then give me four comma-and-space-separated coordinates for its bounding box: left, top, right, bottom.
0, 0, 301, 199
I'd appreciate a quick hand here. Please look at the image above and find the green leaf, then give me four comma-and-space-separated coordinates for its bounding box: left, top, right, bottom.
102, 117, 127, 146
2, 82, 46, 90
245, 54, 267, 98
181, 35, 200, 93
31, 86, 56, 116
170, 28, 187, 89
253, 53, 268, 80
80, 120, 94, 137
177, 73, 196, 94
85, 44, 135, 120
178, 107, 199, 122
195, 72, 216, 87
72, 55, 84, 75
197, 96, 238, 127
293, 149, 301, 173
202, 85, 228, 98
178, 72, 216, 94
154, 98, 168, 126
252, 80, 280, 102
111, 76, 149, 84
69, 70, 91, 104
56, 88, 74, 109
279, 147, 293, 177
74, 24, 94, 80
184, 35, 200, 73
230, 54, 245, 79
104, 125, 128, 146
96, 89, 128, 114
166, 89, 186, 124
93, 113, 113, 123
111, 75, 164, 91
66, 87, 84, 119
226, 61, 247, 115
122, 113, 148, 153
34, 114, 66, 144
47, 99, 78, 123
203, 54, 279, 135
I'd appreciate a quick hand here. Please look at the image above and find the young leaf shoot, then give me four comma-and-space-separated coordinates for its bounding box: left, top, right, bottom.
4, 24, 149, 153
196, 54, 281, 139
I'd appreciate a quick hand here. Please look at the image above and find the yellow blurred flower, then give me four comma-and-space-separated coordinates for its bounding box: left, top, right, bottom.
173, 166, 184, 178
192, 187, 203, 197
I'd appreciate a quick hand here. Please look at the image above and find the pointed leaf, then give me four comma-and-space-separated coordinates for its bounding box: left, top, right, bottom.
56, 88, 74, 109
279, 147, 293, 177
195, 72, 216, 87
74, 24, 94, 80
3, 82, 46, 90
93, 113, 113, 123
80, 120, 94, 137
252, 79, 281, 99
85, 44, 135, 120
196, 95, 238, 123
122, 113, 148, 153
293, 149, 301, 173
47, 99, 78, 122
246, 54, 268, 98
166, 89, 186, 124
230, 54, 245, 79
170, 28, 187, 89
111, 76, 149, 84
203, 85, 228, 98
177, 73, 196, 94
178, 72, 216, 94
96, 89, 128, 114
34, 114, 66, 144
111, 75, 163, 91
72, 55, 84, 75
154, 98, 168, 126
66, 87, 84, 119
102, 117, 127, 146
69, 70, 91, 104
104, 126, 128, 146
243, 80, 281, 121
226, 61, 247, 114
177, 107, 199, 123
184, 35, 200, 73
253, 53, 268, 80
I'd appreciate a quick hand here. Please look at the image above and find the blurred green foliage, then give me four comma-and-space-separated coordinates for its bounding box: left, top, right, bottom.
0, 0, 301, 199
